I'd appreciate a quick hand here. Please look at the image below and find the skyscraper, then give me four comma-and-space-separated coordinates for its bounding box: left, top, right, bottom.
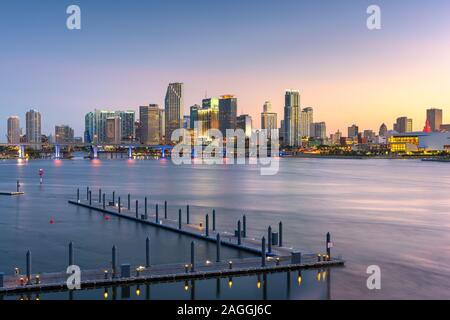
379, 123, 388, 137
348, 124, 359, 138
218, 95, 238, 136
7, 116, 20, 144
300, 107, 313, 138
140, 104, 162, 145
26, 109, 42, 150
283, 90, 300, 147
117, 111, 135, 142
190, 104, 200, 130
165, 83, 184, 144
261, 101, 278, 139
394, 117, 413, 133
426, 108, 443, 132
106, 116, 122, 144
55, 125, 74, 144
310, 122, 327, 140
237, 114, 253, 138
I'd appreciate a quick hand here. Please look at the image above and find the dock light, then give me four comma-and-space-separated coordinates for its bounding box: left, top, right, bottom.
136, 286, 141, 296
317, 254, 322, 262
19, 277, 25, 286
228, 278, 233, 288
184, 281, 189, 291
325, 254, 330, 261
228, 261, 233, 270
257, 276, 261, 289
103, 289, 109, 300
184, 264, 189, 273
205, 260, 211, 266
35, 295, 40, 301
35, 275, 40, 284
276, 257, 280, 266
104, 270, 109, 279
136, 266, 145, 276
297, 275, 302, 286
317, 270, 322, 281
14, 267, 20, 276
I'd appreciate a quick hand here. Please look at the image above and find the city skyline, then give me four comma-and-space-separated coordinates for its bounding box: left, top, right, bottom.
1, 0, 450, 139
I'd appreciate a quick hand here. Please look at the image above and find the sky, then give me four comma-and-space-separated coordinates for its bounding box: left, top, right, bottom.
1, 0, 450, 140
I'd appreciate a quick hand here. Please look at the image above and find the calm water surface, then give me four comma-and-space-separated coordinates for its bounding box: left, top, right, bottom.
0, 157, 449, 299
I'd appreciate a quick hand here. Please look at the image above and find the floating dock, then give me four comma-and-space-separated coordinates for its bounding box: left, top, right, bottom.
0, 191, 24, 196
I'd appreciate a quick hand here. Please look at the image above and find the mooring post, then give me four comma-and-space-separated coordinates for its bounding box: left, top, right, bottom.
128, 194, 131, 210
26, 250, 32, 285
190, 241, 195, 272
99, 189, 102, 203
146, 237, 150, 268
205, 214, 209, 237
144, 197, 148, 219
187, 205, 190, 224
135, 200, 139, 218
164, 201, 167, 219
237, 220, 242, 245
216, 233, 221, 262
268, 226, 272, 254
279, 222, 283, 247
86, 187, 89, 200
261, 237, 266, 267
77, 188, 80, 203
326, 232, 331, 260
0, 272, 4, 288
17, 180, 20, 192
69, 241, 74, 266
178, 209, 182, 229
243, 215, 247, 238
112, 191, 115, 204
103, 193, 106, 209
212, 209, 216, 231
118, 197, 121, 213
155, 204, 159, 223
89, 191, 92, 206
112, 245, 117, 278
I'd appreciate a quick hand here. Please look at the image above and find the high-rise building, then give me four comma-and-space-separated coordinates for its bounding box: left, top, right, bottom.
348, 124, 359, 138
219, 95, 238, 136
193, 98, 220, 139
106, 116, 122, 144
394, 117, 413, 133
379, 123, 388, 137
7, 116, 20, 144
55, 125, 74, 144
237, 114, 253, 138
140, 104, 161, 145
190, 104, 200, 130
183, 116, 191, 129
165, 83, 184, 144
283, 90, 300, 146
310, 122, 327, 140
300, 107, 313, 138
26, 109, 42, 150
330, 130, 342, 145
363, 130, 376, 143
261, 101, 277, 138
426, 108, 443, 132
117, 111, 135, 142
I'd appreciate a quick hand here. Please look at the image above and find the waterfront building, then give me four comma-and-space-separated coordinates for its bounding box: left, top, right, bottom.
219, 95, 237, 136
117, 111, 135, 142
7, 116, 20, 144
55, 125, 74, 144
348, 124, 359, 138
300, 107, 313, 138
393, 117, 413, 133
189, 104, 200, 130
310, 122, 327, 140
237, 114, 253, 138
106, 116, 122, 144
389, 131, 450, 153
261, 101, 278, 139
427, 108, 443, 132
26, 109, 42, 150
183, 115, 191, 129
165, 82, 184, 144
140, 104, 162, 145
363, 130, 376, 143
283, 90, 300, 146
197, 98, 220, 139
84, 110, 115, 144
330, 130, 342, 145
379, 123, 388, 137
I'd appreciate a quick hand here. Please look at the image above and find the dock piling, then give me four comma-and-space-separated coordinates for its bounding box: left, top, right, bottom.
261, 237, 266, 267
243, 215, 247, 238
187, 205, 190, 224
112, 191, 115, 204
178, 209, 182, 230
190, 241, 195, 272
135, 200, 139, 219
103, 194, 106, 209
144, 197, 148, 219
0, 272, 4, 288
26, 250, 31, 285
205, 214, 209, 237
146, 237, 150, 268
17, 180, 20, 192
212, 209, 216, 231
326, 232, 331, 260
268, 226, 272, 254
237, 220, 242, 245
99, 189, 102, 203
128, 194, 131, 210
164, 201, 167, 219
77, 188, 80, 203
69, 242, 74, 266
118, 197, 121, 213
89, 191, 92, 205
279, 222, 283, 247
86, 187, 89, 200
216, 234, 221, 262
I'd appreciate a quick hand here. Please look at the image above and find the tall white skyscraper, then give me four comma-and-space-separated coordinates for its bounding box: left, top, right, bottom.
165, 83, 184, 144
283, 90, 300, 146
26, 109, 42, 150
7, 116, 21, 144
300, 107, 313, 138
261, 101, 277, 138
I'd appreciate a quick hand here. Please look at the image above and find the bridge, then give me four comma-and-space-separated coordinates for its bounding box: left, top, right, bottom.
0, 143, 173, 160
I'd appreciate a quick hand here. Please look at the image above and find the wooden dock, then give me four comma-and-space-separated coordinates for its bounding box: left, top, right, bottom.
0, 254, 344, 295
68, 197, 293, 257
0, 191, 24, 196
